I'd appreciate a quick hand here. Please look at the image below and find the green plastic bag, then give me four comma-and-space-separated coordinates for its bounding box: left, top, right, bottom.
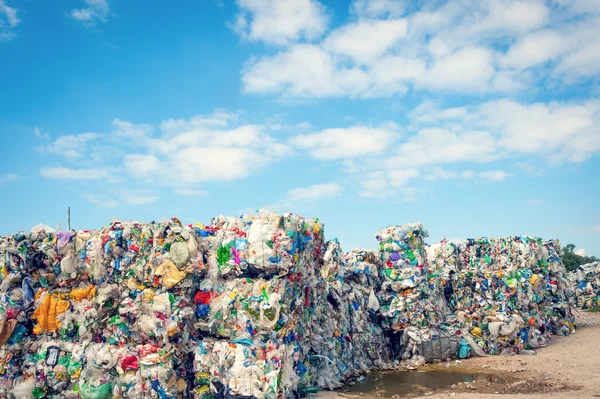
79, 382, 113, 399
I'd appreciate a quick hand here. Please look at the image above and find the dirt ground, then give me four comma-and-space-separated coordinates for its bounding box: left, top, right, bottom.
421, 310, 600, 398
320, 311, 600, 399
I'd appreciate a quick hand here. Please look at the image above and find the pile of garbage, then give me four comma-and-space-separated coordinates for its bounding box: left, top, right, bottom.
428, 236, 575, 356
567, 262, 600, 309
375, 224, 450, 366
0, 213, 577, 399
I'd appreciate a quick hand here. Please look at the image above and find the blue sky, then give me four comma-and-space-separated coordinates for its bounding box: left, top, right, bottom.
0, 0, 599, 255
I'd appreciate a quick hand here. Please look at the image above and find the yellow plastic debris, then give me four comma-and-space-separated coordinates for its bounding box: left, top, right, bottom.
32, 292, 70, 334
70, 285, 96, 301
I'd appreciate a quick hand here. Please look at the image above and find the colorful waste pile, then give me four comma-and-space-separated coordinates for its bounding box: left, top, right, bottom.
0, 213, 577, 399
427, 236, 576, 356
375, 223, 449, 366
567, 262, 600, 309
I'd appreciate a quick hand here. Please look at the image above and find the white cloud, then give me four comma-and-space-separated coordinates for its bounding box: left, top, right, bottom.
419, 47, 497, 92
290, 125, 399, 160
323, 19, 408, 64
388, 168, 419, 187
575, 248, 587, 256
112, 119, 152, 139
175, 189, 209, 197
0, 0, 19, 41
368, 56, 426, 93
424, 167, 459, 181
160, 109, 238, 133
233, 0, 328, 45
69, 0, 110, 28
40, 167, 112, 180
242, 44, 371, 98
286, 183, 342, 200
351, 0, 406, 18
479, 170, 509, 181
40, 133, 100, 159
478, 99, 600, 162
122, 115, 291, 186
410, 98, 600, 164
33, 127, 50, 141
502, 30, 565, 69
124, 154, 162, 179
238, 0, 600, 99
386, 128, 498, 168
0, 173, 18, 184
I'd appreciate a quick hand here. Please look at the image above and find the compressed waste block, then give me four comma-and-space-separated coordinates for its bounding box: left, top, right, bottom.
0, 211, 579, 399
567, 262, 600, 309
427, 236, 575, 356
375, 223, 449, 365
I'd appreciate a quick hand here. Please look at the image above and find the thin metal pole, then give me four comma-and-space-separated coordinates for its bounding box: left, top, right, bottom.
67, 207, 71, 230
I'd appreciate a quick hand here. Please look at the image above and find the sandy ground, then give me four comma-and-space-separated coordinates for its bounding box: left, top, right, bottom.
320, 311, 600, 399
421, 310, 600, 398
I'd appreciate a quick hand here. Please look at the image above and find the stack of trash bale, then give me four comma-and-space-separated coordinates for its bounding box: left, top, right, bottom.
428, 236, 575, 356
191, 210, 327, 399
0, 218, 207, 399
0, 212, 579, 399
567, 261, 600, 309
375, 223, 450, 365
341, 249, 391, 374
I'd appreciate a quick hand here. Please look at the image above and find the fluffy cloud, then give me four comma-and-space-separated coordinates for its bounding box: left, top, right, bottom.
323, 19, 407, 64
418, 47, 497, 92
386, 128, 498, 168
351, 0, 406, 18
289, 125, 399, 160
39, 133, 101, 159
112, 119, 152, 139
478, 99, 600, 162
242, 44, 371, 98
0, 0, 19, 41
479, 170, 510, 181
575, 248, 587, 256
501, 30, 565, 69
410, 98, 600, 163
69, 0, 110, 28
233, 0, 328, 45
240, 0, 599, 99
40, 167, 112, 180
122, 115, 291, 186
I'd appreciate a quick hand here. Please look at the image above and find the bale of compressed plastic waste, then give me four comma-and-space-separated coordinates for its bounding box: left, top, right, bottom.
375, 223, 449, 365
427, 236, 575, 356
567, 262, 600, 309
0, 211, 578, 399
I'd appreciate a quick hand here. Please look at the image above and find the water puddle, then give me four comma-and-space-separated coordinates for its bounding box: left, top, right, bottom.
343, 370, 504, 397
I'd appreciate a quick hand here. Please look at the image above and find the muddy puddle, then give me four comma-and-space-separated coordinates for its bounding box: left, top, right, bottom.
341, 370, 504, 397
